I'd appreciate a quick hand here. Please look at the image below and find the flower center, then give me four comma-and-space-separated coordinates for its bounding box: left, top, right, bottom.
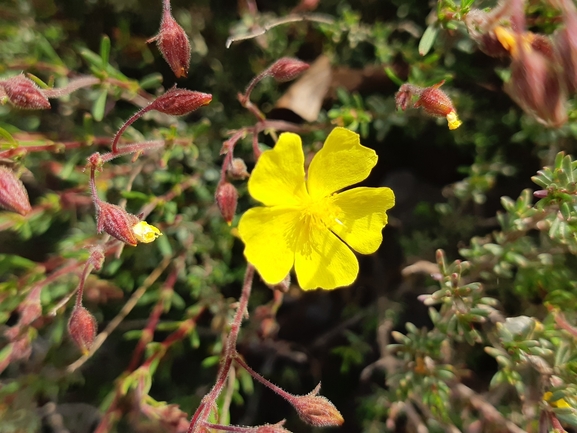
296, 196, 342, 254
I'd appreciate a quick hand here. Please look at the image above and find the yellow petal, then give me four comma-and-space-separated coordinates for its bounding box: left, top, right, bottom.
307, 127, 377, 200
238, 206, 300, 285
132, 221, 162, 243
248, 133, 308, 206
327, 187, 395, 254
294, 225, 359, 290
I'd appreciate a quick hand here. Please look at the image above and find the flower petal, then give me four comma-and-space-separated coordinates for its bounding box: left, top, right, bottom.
327, 187, 395, 254
238, 206, 301, 285
307, 127, 377, 199
294, 226, 358, 290
248, 132, 308, 206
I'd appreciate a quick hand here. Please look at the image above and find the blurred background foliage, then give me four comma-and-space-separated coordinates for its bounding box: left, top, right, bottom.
3, 0, 577, 432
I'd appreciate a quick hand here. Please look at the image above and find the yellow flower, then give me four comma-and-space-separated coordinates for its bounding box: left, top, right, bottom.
132, 221, 162, 243
544, 391, 571, 409
238, 127, 395, 290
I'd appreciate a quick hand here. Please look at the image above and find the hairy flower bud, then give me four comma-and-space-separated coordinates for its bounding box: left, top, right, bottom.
0, 75, 50, 110
414, 81, 462, 130
95, 201, 139, 245
148, 6, 191, 78
508, 42, 567, 127
95, 201, 162, 246
290, 384, 344, 427
0, 166, 32, 215
215, 181, 238, 225
68, 306, 97, 354
554, 0, 577, 93
150, 86, 212, 116
268, 58, 310, 82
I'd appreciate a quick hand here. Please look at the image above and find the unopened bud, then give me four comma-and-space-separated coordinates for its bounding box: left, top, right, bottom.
554, 0, 577, 93
148, 7, 191, 78
215, 181, 238, 225
228, 158, 250, 180
533, 190, 548, 199
290, 384, 344, 427
0, 75, 50, 110
150, 86, 212, 116
95, 200, 139, 245
414, 81, 462, 130
395, 83, 419, 111
0, 166, 32, 215
68, 306, 97, 354
268, 58, 310, 82
508, 43, 567, 127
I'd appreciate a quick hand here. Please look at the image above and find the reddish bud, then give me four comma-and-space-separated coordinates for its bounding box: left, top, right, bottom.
149, 7, 191, 78
95, 200, 140, 246
507, 43, 567, 127
68, 306, 97, 354
415, 81, 455, 117
228, 158, 250, 180
533, 190, 549, 198
150, 86, 212, 116
215, 181, 238, 225
554, 0, 577, 93
268, 58, 310, 82
395, 83, 420, 111
0, 166, 32, 215
0, 75, 50, 110
290, 384, 344, 427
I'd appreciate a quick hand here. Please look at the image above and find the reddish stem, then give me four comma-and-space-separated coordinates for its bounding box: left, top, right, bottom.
111, 105, 154, 154
234, 355, 294, 403
186, 265, 255, 433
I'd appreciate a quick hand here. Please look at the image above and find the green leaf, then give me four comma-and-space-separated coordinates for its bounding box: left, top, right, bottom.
92, 88, 108, 122
100, 35, 111, 66
419, 25, 439, 56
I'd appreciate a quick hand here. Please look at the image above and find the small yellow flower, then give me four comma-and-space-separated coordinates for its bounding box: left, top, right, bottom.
544, 391, 571, 409
238, 127, 395, 290
132, 221, 162, 243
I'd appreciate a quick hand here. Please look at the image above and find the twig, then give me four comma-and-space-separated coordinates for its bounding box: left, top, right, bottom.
66, 257, 171, 373
455, 384, 527, 433
226, 13, 335, 48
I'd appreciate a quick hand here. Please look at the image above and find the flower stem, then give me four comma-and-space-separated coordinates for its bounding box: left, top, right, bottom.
234, 355, 294, 402
111, 105, 153, 154
186, 265, 255, 433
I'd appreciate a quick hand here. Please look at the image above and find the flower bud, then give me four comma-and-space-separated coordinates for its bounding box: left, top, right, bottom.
508, 41, 567, 127
68, 306, 97, 355
215, 181, 238, 225
148, 7, 191, 78
0, 166, 32, 215
533, 190, 548, 199
0, 75, 50, 110
228, 158, 250, 180
553, 0, 577, 93
414, 81, 462, 130
290, 384, 344, 427
150, 86, 212, 116
395, 83, 419, 111
268, 58, 310, 83
95, 200, 140, 246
